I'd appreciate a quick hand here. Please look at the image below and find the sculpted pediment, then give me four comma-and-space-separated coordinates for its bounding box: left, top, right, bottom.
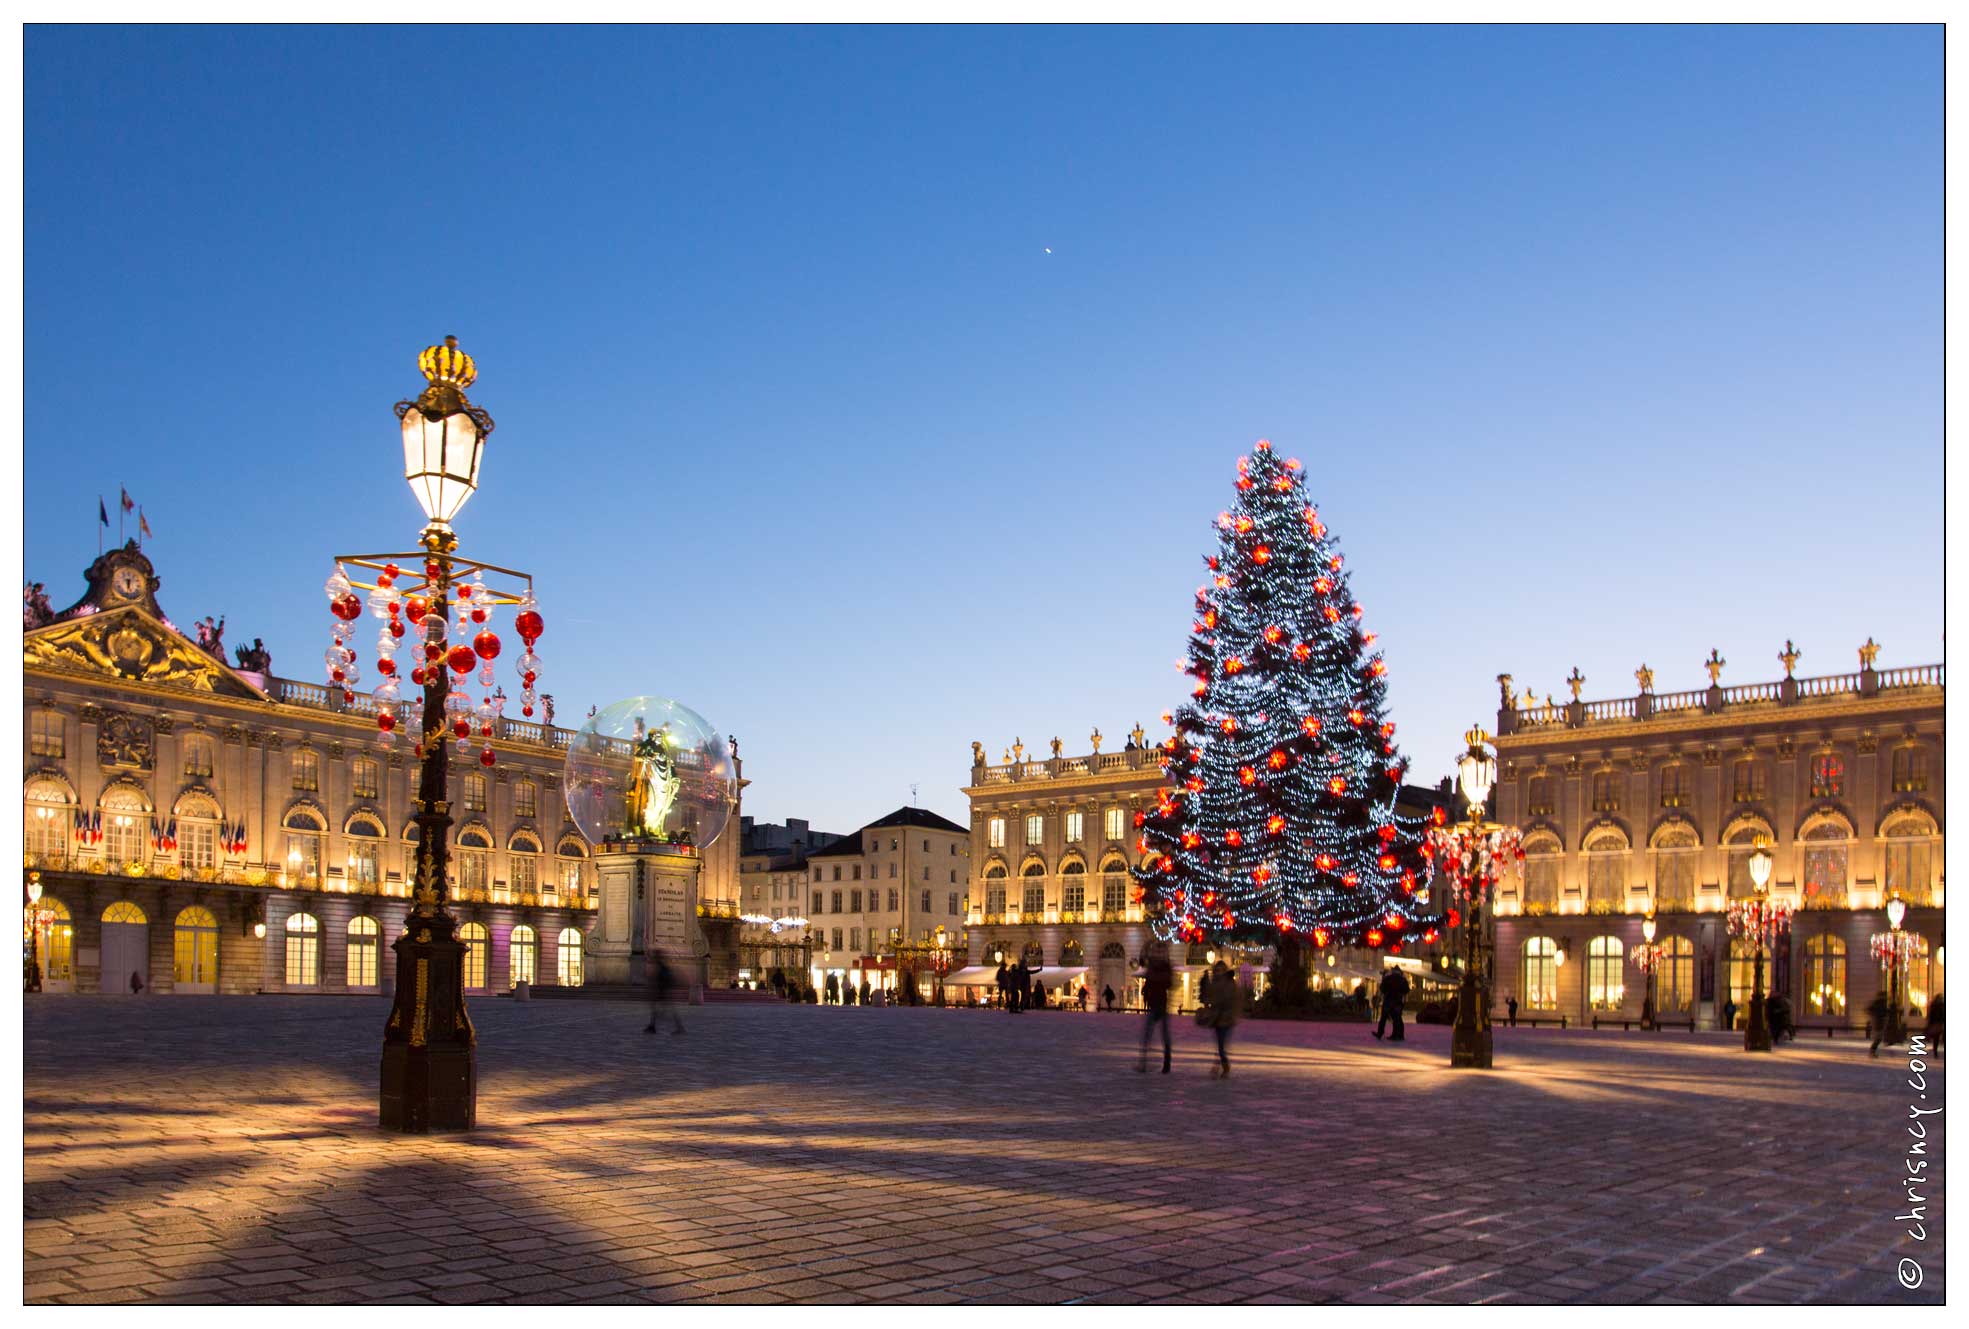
23, 606, 267, 701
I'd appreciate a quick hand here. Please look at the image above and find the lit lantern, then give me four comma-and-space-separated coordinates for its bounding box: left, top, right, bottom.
399, 337, 492, 529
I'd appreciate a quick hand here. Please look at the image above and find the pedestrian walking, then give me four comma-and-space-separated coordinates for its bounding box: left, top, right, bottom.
129, 970, 145, 995
1372, 967, 1410, 1041
1202, 959, 1241, 1077
644, 949, 684, 1035
1921, 993, 1944, 1055
1077, 983, 1089, 1013
1103, 983, 1117, 1013
1033, 978, 1048, 1010
1722, 996, 1738, 1032
1868, 990, 1892, 1057
1505, 994, 1518, 1027
1767, 992, 1793, 1044
996, 960, 1010, 1012
1136, 948, 1174, 1072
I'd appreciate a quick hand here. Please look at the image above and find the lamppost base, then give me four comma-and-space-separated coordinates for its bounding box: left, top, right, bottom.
1449, 977, 1492, 1069
380, 1042, 476, 1133
378, 911, 477, 1132
1744, 992, 1773, 1053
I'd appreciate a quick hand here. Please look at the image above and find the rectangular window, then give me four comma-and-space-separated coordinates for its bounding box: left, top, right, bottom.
831, 927, 843, 950
29, 710, 63, 758
459, 850, 488, 893
948, 892, 958, 914
1659, 765, 1688, 810
285, 929, 319, 987
831, 890, 843, 913
560, 859, 584, 895
832, 866, 841, 881
1810, 754, 1845, 799
1025, 814, 1044, 845
852, 865, 861, 881
850, 927, 861, 951
286, 833, 320, 885
1104, 807, 1125, 841
1590, 771, 1619, 813
887, 888, 899, 911
1892, 746, 1928, 792
922, 838, 929, 852
988, 817, 1006, 848
851, 889, 863, 912
515, 780, 538, 818
888, 862, 897, 878
812, 889, 824, 913
463, 775, 487, 813
1732, 760, 1765, 803
512, 855, 537, 896
1527, 776, 1553, 817
1063, 878, 1086, 912
921, 889, 932, 913
351, 756, 380, 799
349, 841, 378, 887
182, 821, 217, 871
346, 928, 378, 988
292, 749, 319, 792
1064, 811, 1084, 843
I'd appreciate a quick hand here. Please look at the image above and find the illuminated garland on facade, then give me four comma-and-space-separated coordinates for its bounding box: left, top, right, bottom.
1134, 441, 1440, 951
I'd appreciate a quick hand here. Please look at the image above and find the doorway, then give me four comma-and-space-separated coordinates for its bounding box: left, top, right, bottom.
173, 905, 219, 993
100, 900, 150, 994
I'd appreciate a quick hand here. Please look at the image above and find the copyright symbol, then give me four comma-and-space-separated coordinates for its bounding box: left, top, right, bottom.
1897, 1258, 1923, 1289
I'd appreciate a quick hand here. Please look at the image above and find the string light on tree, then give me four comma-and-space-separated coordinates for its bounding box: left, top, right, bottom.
1133, 440, 1438, 954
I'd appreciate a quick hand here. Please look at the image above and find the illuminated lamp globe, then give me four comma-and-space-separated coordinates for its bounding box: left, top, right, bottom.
1886, 893, 1907, 931
1552, 942, 1567, 969
26, 873, 43, 905
1747, 839, 1774, 892
1641, 913, 1657, 944
1456, 725, 1496, 814
563, 696, 738, 850
400, 336, 488, 528
253, 921, 267, 940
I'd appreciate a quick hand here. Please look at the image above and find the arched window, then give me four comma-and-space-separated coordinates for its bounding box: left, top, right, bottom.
283, 806, 325, 887
1881, 810, 1938, 906
1803, 933, 1847, 1017
983, 863, 1008, 916
175, 906, 220, 990
1587, 935, 1624, 1010
459, 922, 488, 990
1582, 829, 1627, 908
509, 831, 542, 898
346, 916, 380, 988
345, 814, 383, 888
182, 732, 215, 779
284, 912, 319, 986
1520, 833, 1561, 910
24, 777, 72, 858
34, 898, 74, 985
102, 900, 147, 923
556, 836, 587, 896
1800, 815, 1852, 905
101, 785, 149, 867
1020, 862, 1046, 917
557, 927, 584, 987
1521, 937, 1558, 1010
1021, 941, 1044, 968
174, 792, 222, 872
457, 827, 492, 894
1724, 818, 1775, 898
1099, 855, 1129, 917
1100, 941, 1127, 960
509, 925, 537, 986
1061, 938, 1084, 964
1650, 823, 1698, 910
1658, 935, 1694, 1014
1060, 860, 1087, 913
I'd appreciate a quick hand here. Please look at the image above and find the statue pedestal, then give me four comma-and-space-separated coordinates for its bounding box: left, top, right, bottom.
591, 840, 708, 997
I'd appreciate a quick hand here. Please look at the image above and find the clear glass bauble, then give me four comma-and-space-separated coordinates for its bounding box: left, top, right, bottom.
563, 696, 738, 850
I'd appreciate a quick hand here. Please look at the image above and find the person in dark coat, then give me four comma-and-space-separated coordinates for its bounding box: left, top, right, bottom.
1766, 993, 1793, 1044
996, 960, 1010, 1011
644, 949, 684, 1034
1102, 983, 1117, 1012
1033, 979, 1047, 1010
1373, 967, 1411, 1042
1921, 993, 1944, 1056
1505, 994, 1518, 1027
1868, 990, 1892, 1057
1202, 960, 1241, 1076
1137, 949, 1174, 1073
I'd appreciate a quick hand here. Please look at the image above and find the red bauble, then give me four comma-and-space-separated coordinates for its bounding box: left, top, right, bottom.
522, 671, 537, 687
388, 619, 406, 639
377, 658, 396, 676
410, 666, 427, 685
378, 712, 396, 732
514, 609, 543, 642
423, 641, 443, 662
330, 666, 345, 682
470, 606, 487, 624
383, 563, 400, 580
479, 748, 496, 768
331, 593, 362, 621
447, 644, 477, 674
406, 596, 428, 624
456, 584, 472, 600
521, 705, 533, 717
473, 630, 501, 660
424, 559, 442, 579
452, 717, 470, 738
343, 690, 355, 705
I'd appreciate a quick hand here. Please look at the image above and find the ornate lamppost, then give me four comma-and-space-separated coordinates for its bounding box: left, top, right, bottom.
1871, 892, 1919, 1050
1635, 912, 1661, 1031
325, 337, 547, 1133
23, 871, 46, 994
1725, 838, 1787, 1053
1427, 726, 1524, 1070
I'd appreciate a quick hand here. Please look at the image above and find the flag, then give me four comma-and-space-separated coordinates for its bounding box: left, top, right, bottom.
98, 497, 108, 526
120, 487, 134, 513
139, 508, 152, 539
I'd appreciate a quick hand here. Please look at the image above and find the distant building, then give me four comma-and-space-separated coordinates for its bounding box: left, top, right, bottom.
733, 817, 843, 984
803, 806, 970, 997
1490, 646, 1943, 1030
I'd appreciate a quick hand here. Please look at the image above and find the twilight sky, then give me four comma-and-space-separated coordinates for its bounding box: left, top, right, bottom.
24, 24, 1941, 836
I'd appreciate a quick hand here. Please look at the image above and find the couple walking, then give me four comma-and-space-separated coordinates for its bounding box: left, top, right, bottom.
1136, 950, 1242, 1076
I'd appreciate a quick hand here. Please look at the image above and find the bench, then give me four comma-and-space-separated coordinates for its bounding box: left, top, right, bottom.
1793, 1022, 1870, 1038
1590, 1015, 1695, 1031
1495, 1013, 1567, 1028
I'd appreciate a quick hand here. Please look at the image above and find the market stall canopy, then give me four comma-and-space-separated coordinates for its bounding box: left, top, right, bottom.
942, 966, 1000, 986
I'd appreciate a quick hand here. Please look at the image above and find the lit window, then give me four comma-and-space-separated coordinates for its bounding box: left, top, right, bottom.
102, 789, 149, 866
509, 925, 538, 986
1810, 753, 1844, 799
173, 905, 217, 989
1803, 934, 1846, 1017
515, 780, 538, 818
351, 756, 380, 799
1520, 836, 1561, 909
1062, 866, 1086, 913
463, 774, 487, 814
459, 923, 488, 990
1025, 814, 1044, 845
1801, 820, 1851, 903
557, 928, 584, 986
1521, 937, 1558, 1010
347, 916, 380, 987
988, 818, 1006, 848
512, 853, 537, 896
1883, 812, 1936, 902
1656, 936, 1694, 1014
29, 709, 63, 758
1064, 811, 1084, 843
1893, 746, 1929, 793
1104, 807, 1126, 841
1590, 771, 1619, 813
1658, 764, 1689, 809
292, 749, 320, 792
285, 912, 320, 986
25, 779, 71, 857
984, 866, 1008, 915
1022, 866, 1045, 915
1731, 759, 1765, 803
1587, 935, 1624, 1010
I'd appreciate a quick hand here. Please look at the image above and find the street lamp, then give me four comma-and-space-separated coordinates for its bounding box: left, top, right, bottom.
1872, 892, 1915, 1050
24, 871, 44, 994
1428, 725, 1520, 1070
1726, 837, 1787, 1053
1635, 912, 1661, 1031
326, 338, 545, 1134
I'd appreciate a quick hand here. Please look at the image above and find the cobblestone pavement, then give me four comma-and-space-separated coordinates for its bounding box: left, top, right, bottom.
22, 995, 1944, 1305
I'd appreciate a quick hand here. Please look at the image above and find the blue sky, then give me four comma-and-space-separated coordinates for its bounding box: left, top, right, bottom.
24, 25, 1941, 836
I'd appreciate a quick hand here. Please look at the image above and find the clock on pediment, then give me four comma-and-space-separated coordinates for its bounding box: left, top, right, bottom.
110, 565, 146, 602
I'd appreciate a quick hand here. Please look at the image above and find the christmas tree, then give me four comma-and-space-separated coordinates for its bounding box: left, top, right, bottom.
1134, 440, 1440, 957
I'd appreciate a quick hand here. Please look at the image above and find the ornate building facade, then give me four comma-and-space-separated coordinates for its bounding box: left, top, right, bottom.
20, 543, 750, 997
1490, 645, 1944, 1030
